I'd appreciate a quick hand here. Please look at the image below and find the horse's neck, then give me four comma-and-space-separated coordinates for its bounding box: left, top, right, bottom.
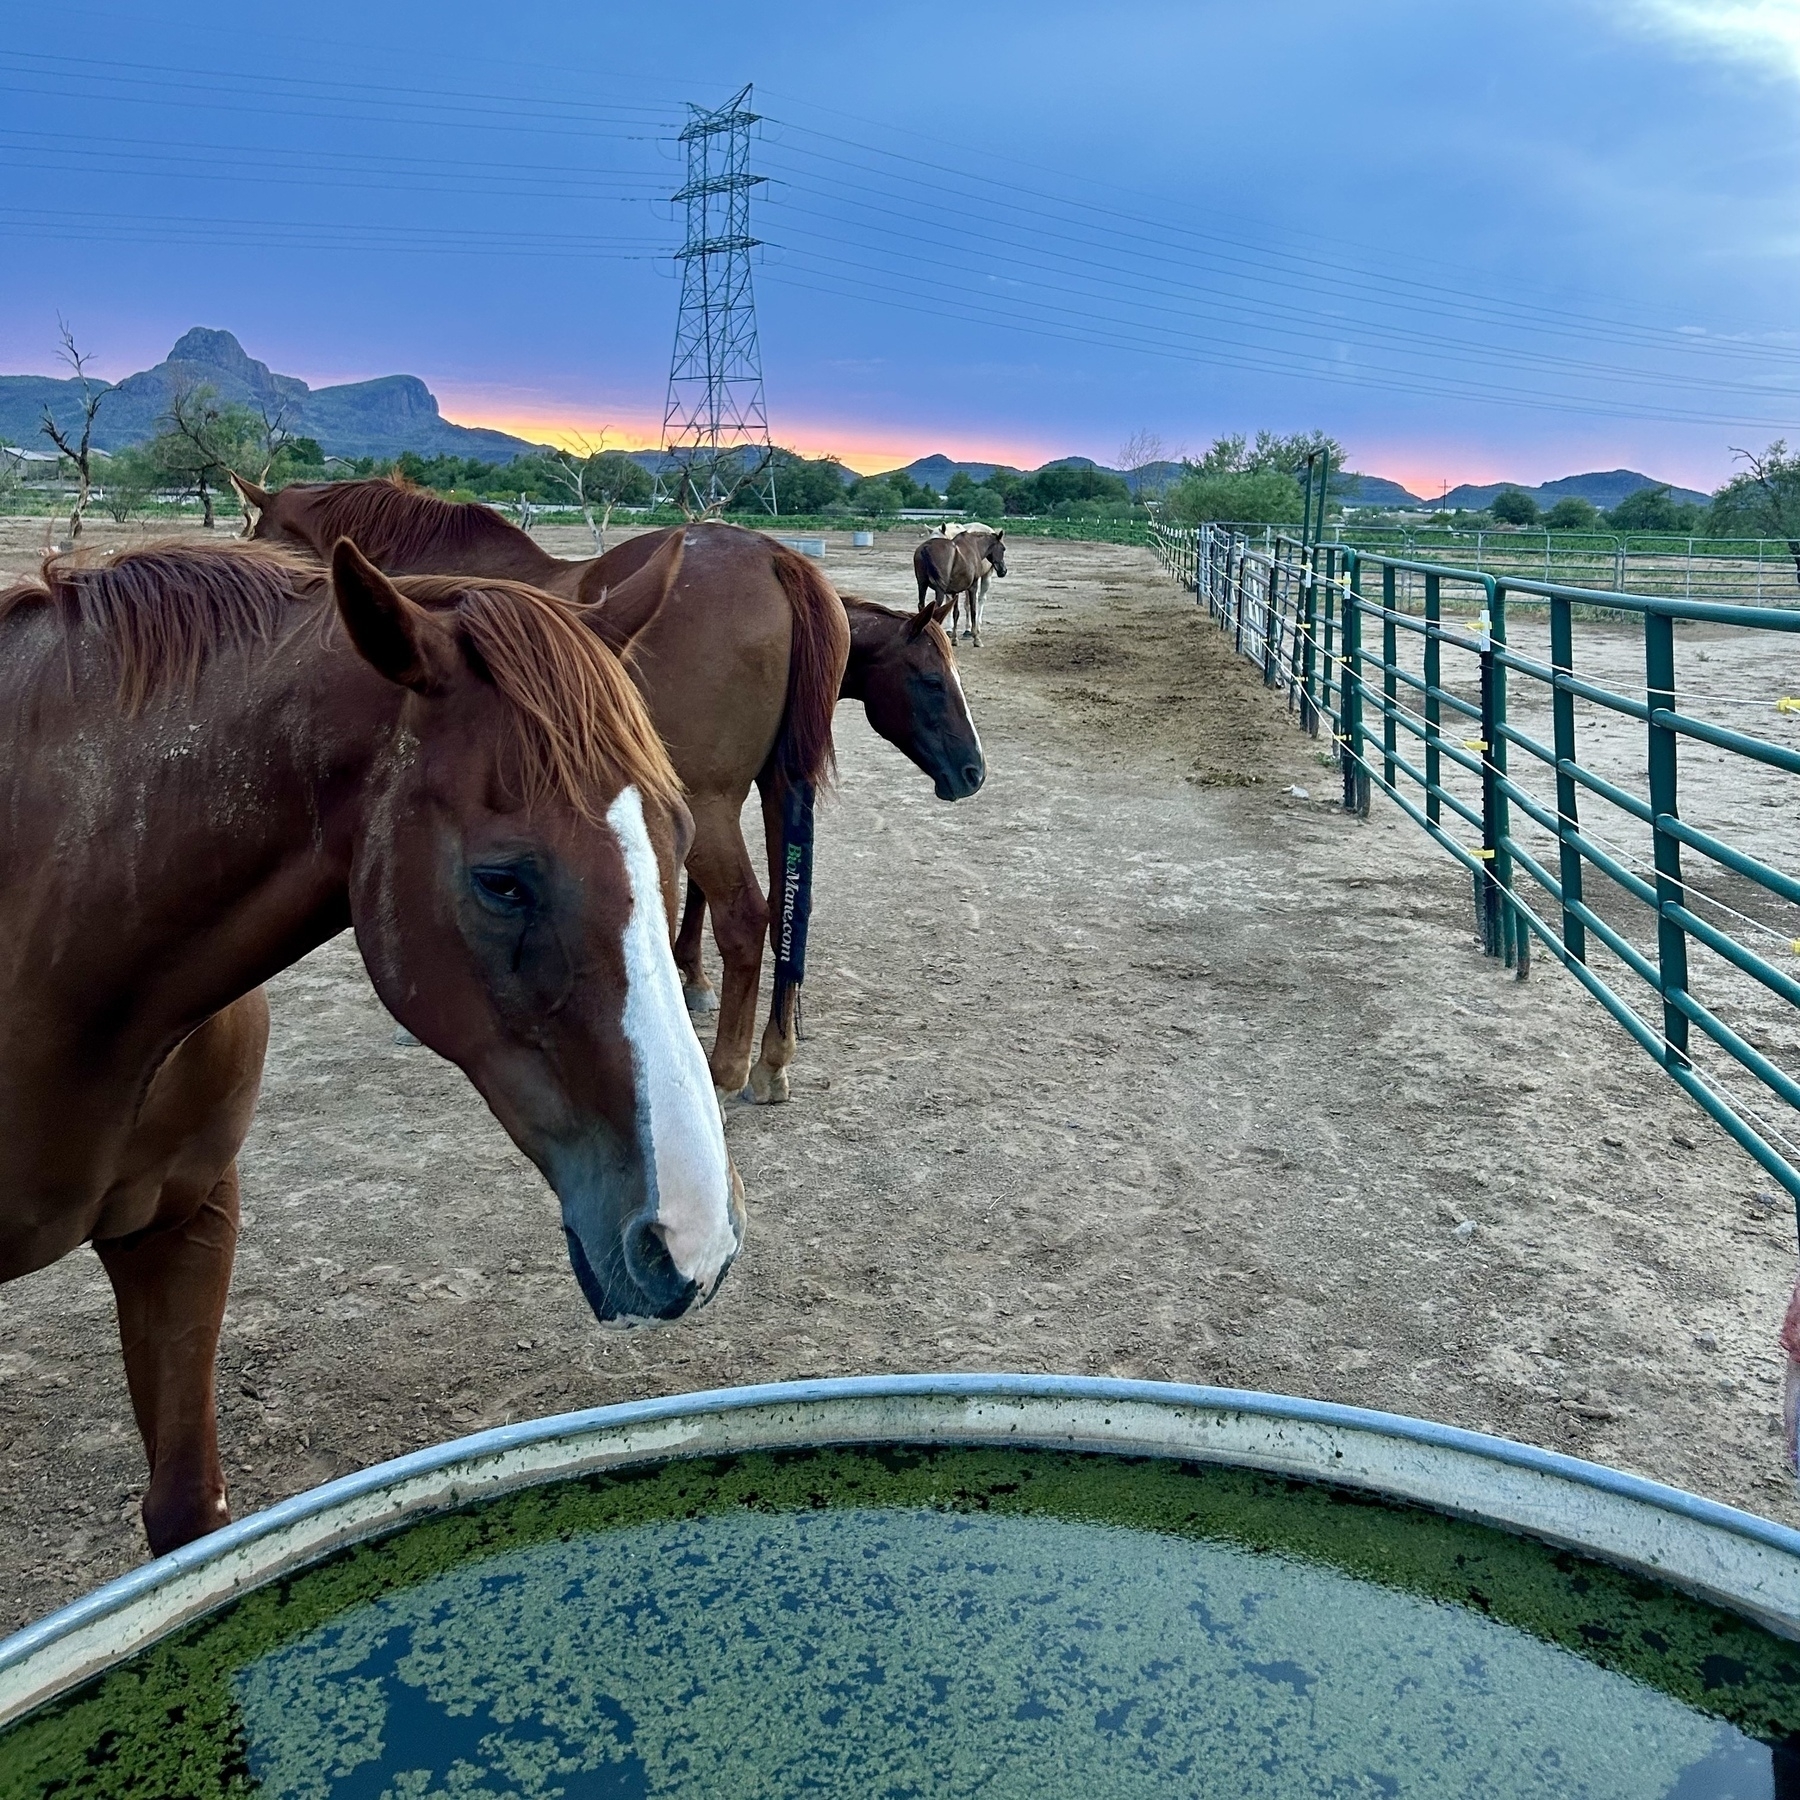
0, 625, 387, 1074
839, 608, 891, 699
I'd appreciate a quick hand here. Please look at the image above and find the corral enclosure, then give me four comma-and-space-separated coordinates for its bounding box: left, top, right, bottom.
0, 519, 1794, 1637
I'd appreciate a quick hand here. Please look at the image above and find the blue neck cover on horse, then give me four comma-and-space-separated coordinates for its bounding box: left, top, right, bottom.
773, 779, 815, 1005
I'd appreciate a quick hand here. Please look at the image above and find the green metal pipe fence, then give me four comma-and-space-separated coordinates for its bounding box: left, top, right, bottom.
1150, 520, 1800, 1230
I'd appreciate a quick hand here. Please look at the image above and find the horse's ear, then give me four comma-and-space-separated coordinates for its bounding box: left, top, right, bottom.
330, 538, 448, 694
576, 529, 685, 655
229, 471, 269, 531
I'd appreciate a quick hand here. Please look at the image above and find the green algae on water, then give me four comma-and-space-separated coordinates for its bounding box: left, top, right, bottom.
3, 1446, 1798, 1799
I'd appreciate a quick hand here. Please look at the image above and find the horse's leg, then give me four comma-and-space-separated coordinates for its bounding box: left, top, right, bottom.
689, 794, 768, 1101
97, 1168, 241, 1555
675, 874, 717, 1016
94, 989, 268, 1554
749, 775, 800, 1105
971, 573, 986, 647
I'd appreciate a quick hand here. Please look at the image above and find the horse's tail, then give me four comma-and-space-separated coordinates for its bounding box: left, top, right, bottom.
767, 541, 851, 791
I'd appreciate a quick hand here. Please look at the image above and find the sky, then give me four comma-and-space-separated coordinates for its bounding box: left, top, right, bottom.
4, 1, 1800, 490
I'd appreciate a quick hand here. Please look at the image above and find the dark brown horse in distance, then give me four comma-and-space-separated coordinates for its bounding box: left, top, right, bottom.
913, 524, 1007, 646
0, 535, 740, 1553
234, 476, 849, 1103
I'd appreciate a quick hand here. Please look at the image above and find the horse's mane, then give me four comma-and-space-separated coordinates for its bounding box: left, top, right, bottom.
272, 476, 549, 572
0, 539, 677, 821
840, 593, 955, 660
0, 539, 321, 713
766, 540, 850, 789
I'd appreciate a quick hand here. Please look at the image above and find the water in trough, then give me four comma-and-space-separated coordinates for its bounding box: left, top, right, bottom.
3, 1445, 1797, 1798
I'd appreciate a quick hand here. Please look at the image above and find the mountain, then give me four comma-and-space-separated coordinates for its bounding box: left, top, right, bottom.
0, 328, 546, 462
1428, 469, 1710, 512
879, 452, 1022, 489
1337, 472, 1425, 507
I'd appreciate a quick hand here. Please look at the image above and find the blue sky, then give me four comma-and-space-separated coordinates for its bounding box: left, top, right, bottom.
4, 1, 1800, 488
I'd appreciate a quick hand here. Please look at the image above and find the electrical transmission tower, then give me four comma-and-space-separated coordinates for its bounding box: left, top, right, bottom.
658, 84, 776, 516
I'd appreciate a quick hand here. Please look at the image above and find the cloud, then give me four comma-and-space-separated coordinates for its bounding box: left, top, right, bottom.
1629, 1, 1800, 83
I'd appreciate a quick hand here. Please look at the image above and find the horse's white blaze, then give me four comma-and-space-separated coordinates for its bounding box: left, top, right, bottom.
607, 786, 738, 1290
948, 659, 983, 763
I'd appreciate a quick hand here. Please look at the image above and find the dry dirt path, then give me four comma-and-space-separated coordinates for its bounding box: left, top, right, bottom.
1, 522, 1794, 1637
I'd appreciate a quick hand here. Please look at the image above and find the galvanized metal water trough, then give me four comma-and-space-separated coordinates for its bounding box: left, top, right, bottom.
4, 1373, 1798, 1730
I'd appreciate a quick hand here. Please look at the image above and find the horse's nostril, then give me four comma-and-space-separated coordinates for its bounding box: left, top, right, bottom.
625, 1216, 693, 1317
963, 763, 984, 790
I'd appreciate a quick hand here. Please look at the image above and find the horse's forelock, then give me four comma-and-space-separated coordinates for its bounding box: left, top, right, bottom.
394, 573, 680, 822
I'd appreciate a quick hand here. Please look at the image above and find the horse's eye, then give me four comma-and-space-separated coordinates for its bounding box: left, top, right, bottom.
472, 866, 532, 910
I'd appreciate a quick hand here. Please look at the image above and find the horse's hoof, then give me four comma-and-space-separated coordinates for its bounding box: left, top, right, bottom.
716, 1083, 752, 1114
749, 1063, 791, 1106
392, 1025, 421, 1047
684, 982, 718, 1016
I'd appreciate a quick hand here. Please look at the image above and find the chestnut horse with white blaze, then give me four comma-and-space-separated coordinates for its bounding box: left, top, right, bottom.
235, 477, 850, 1105
0, 534, 740, 1554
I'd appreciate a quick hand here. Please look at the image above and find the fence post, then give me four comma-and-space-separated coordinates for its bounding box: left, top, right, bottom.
1478, 608, 1501, 959
1645, 610, 1690, 1067
1340, 556, 1368, 814
1263, 558, 1280, 687
1549, 594, 1586, 965
1299, 548, 1320, 734
1381, 563, 1397, 789
1424, 572, 1442, 826
1234, 546, 1246, 656
1490, 580, 1524, 977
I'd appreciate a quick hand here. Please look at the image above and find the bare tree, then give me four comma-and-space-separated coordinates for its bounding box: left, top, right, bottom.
250, 395, 296, 484
38, 319, 109, 542
546, 430, 610, 552
667, 444, 777, 520
1117, 427, 1185, 503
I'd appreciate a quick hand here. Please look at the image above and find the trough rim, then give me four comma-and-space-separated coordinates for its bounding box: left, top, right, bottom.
4, 1371, 1799, 1729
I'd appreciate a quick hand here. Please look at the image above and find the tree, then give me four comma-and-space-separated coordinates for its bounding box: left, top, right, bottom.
154, 383, 262, 528
1117, 428, 1172, 498
245, 395, 296, 484
1605, 484, 1701, 534
738, 449, 849, 515
1544, 496, 1600, 531
38, 319, 109, 542
945, 469, 980, 508
1163, 467, 1305, 526
543, 432, 652, 552
100, 446, 159, 522
1708, 441, 1800, 586
1490, 488, 1540, 526
1191, 429, 1346, 478
848, 477, 902, 515
270, 436, 326, 483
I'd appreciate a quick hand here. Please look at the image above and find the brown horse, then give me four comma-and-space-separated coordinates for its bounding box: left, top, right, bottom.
913, 525, 1007, 647
673, 593, 986, 1032
232, 477, 849, 1104
0, 534, 741, 1553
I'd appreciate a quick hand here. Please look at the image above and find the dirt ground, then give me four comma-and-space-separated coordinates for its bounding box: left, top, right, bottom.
2, 517, 1796, 1641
